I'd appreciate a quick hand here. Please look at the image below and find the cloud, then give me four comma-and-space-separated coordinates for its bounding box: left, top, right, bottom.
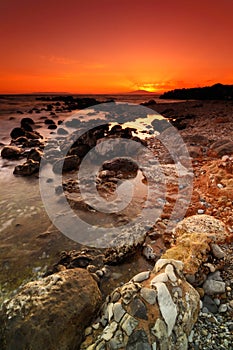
41, 55, 79, 65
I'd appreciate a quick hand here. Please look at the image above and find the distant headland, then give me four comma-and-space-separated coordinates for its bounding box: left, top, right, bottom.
160, 83, 233, 100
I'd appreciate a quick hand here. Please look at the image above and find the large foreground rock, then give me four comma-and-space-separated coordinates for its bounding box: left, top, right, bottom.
80, 259, 200, 350
0, 268, 102, 350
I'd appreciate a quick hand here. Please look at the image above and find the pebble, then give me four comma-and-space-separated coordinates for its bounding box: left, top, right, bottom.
203, 280, 226, 295
211, 243, 225, 259
197, 209, 205, 214
132, 271, 150, 283
218, 304, 228, 313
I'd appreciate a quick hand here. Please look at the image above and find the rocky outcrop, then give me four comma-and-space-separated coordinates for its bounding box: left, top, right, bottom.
0, 268, 102, 350
80, 259, 200, 350
162, 215, 230, 275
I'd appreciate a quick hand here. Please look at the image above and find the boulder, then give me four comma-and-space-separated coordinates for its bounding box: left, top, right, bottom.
80, 259, 200, 350
0, 268, 102, 350
20, 117, 34, 126
53, 155, 81, 173
162, 215, 229, 275
10, 127, 26, 139
13, 159, 40, 176
27, 148, 43, 162
102, 157, 139, 177
1, 145, 23, 159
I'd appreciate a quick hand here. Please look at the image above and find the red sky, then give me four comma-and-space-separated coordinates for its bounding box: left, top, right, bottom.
0, 0, 233, 93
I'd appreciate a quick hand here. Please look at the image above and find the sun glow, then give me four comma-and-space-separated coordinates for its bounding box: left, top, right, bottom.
137, 83, 158, 93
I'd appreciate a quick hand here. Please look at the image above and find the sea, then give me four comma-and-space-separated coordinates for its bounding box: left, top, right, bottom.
0, 93, 182, 301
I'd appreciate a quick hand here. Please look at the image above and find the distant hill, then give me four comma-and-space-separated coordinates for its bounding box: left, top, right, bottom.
129, 89, 156, 94
160, 83, 233, 100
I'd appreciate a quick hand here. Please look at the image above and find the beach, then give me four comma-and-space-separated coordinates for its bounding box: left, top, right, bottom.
0, 96, 233, 349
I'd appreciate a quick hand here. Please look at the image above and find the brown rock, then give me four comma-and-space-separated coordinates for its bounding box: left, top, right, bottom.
0, 268, 102, 350
1, 145, 23, 159
162, 215, 229, 275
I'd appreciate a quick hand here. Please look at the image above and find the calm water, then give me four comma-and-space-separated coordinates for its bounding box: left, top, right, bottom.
0, 94, 180, 301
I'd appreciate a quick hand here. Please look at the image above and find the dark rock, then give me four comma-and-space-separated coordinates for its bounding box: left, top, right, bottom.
102, 157, 138, 177
44, 118, 55, 125
57, 128, 68, 135
152, 118, 170, 132
27, 148, 43, 162
22, 123, 33, 132
69, 144, 90, 158
128, 298, 148, 320
126, 330, 151, 350
25, 131, 42, 139
13, 159, 39, 176
141, 99, 157, 106
0, 269, 102, 350
53, 155, 80, 173
1, 146, 23, 159
10, 127, 26, 139
202, 295, 218, 314
48, 124, 57, 130
21, 117, 34, 125
13, 136, 29, 145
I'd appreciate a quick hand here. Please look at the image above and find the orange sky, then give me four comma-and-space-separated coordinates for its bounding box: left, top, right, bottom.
0, 0, 233, 93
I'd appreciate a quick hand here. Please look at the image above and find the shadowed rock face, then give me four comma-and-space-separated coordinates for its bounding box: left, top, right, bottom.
80, 259, 200, 350
0, 268, 102, 350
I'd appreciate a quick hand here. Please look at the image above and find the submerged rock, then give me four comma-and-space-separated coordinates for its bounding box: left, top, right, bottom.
0, 268, 102, 350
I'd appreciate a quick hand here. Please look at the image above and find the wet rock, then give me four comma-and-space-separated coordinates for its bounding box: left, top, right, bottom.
48, 124, 57, 130
13, 159, 39, 176
44, 118, 55, 125
0, 269, 102, 350
53, 155, 81, 173
69, 144, 90, 158
102, 157, 139, 177
57, 127, 68, 135
10, 127, 26, 139
1, 145, 23, 159
20, 117, 34, 126
25, 130, 42, 139
27, 148, 43, 162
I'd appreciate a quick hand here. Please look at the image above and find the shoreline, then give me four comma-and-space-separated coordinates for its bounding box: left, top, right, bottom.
0, 98, 233, 349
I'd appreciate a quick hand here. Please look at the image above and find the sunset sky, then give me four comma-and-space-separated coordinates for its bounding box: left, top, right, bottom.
0, 0, 233, 93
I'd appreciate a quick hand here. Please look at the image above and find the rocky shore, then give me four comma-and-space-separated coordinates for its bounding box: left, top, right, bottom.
0, 98, 233, 349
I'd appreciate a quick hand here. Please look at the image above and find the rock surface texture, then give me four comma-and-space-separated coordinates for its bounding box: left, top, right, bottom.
0, 268, 102, 350
80, 259, 200, 350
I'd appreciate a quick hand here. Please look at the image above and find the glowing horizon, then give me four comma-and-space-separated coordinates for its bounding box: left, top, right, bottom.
0, 0, 233, 94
